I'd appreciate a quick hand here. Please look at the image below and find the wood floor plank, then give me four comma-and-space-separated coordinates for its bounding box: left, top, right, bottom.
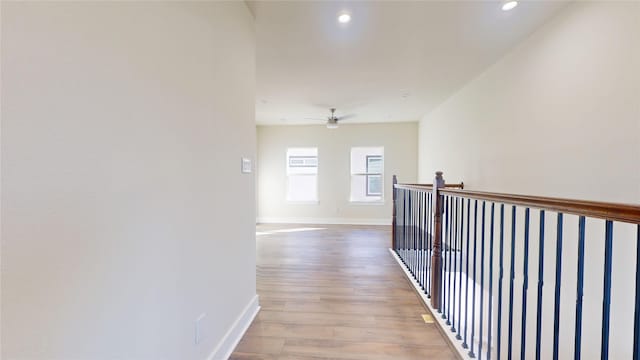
281, 300, 425, 317
228, 353, 277, 360
281, 338, 458, 360
231, 224, 457, 360
233, 336, 285, 356
255, 310, 426, 329
244, 322, 335, 340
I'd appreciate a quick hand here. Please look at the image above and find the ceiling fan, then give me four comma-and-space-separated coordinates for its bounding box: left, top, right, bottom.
305, 108, 355, 129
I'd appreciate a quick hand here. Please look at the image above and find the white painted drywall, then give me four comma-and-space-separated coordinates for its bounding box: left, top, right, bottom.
418, 2, 639, 202
418, 2, 639, 359
1, 2, 257, 359
257, 123, 418, 225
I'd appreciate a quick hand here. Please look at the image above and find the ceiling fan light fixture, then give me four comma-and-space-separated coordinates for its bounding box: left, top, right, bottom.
326, 123, 339, 129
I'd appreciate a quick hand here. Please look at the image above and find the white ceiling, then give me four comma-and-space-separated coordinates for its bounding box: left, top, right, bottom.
254, 1, 568, 125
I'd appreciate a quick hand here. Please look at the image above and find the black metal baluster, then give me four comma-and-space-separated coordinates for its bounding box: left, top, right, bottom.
411, 191, 418, 279
442, 195, 450, 317
469, 199, 479, 358
447, 195, 453, 324
416, 191, 420, 283
521, 208, 531, 360
422, 191, 427, 289
427, 192, 432, 297
451, 197, 459, 333
425, 192, 430, 291
418, 191, 423, 287
418, 192, 427, 291
574, 216, 585, 360
396, 189, 400, 255
409, 190, 413, 274
411, 190, 416, 277
457, 198, 466, 341
601, 220, 613, 360
487, 203, 495, 360
424, 191, 428, 290
508, 206, 516, 360
497, 204, 505, 360
634, 225, 640, 360
478, 201, 487, 360
393, 187, 396, 251
552, 213, 563, 360
396, 188, 400, 252
463, 198, 471, 349
443, 196, 449, 318
408, 189, 412, 267
408, 190, 411, 273
405, 191, 409, 267
442, 193, 447, 314
400, 189, 403, 254
536, 211, 546, 360
402, 190, 407, 264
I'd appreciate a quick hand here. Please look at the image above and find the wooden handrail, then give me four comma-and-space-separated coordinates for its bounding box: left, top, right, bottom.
394, 184, 433, 191
393, 177, 640, 223
440, 189, 640, 224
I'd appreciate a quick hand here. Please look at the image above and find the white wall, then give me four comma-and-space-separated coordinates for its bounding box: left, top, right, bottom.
418, 2, 639, 359
419, 2, 639, 203
257, 123, 417, 225
1, 2, 257, 359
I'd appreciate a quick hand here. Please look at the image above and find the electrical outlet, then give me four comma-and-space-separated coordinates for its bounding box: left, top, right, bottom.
195, 313, 206, 345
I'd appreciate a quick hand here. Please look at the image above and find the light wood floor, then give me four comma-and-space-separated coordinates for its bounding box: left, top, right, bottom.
230, 224, 457, 360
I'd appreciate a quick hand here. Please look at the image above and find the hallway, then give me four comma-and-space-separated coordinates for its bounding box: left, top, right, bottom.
230, 224, 457, 360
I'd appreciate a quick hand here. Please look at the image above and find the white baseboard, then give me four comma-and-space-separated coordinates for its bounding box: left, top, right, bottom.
256, 217, 391, 226
206, 294, 260, 360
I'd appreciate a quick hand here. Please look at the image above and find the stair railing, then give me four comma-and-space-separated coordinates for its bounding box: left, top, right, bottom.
392, 172, 640, 360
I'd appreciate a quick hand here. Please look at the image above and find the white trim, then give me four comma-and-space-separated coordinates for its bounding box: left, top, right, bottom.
388, 249, 471, 360
256, 217, 391, 226
206, 294, 260, 360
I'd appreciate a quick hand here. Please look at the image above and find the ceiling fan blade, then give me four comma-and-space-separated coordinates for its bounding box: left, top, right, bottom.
304, 117, 326, 121
337, 114, 356, 121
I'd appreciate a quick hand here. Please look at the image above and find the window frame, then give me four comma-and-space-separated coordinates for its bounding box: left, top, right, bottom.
285, 148, 319, 204
365, 155, 383, 197
349, 147, 384, 203
288, 156, 318, 168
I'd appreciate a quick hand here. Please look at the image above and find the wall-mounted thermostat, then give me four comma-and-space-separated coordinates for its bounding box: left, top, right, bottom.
241, 157, 252, 173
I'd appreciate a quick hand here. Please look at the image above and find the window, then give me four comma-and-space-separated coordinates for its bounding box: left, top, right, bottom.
366, 155, 383, 196
286, 148, 318, 202
350, 147, 384, 202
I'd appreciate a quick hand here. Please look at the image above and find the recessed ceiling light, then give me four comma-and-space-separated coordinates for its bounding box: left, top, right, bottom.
338, 13, 351, 24
502, 0, 518, 11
